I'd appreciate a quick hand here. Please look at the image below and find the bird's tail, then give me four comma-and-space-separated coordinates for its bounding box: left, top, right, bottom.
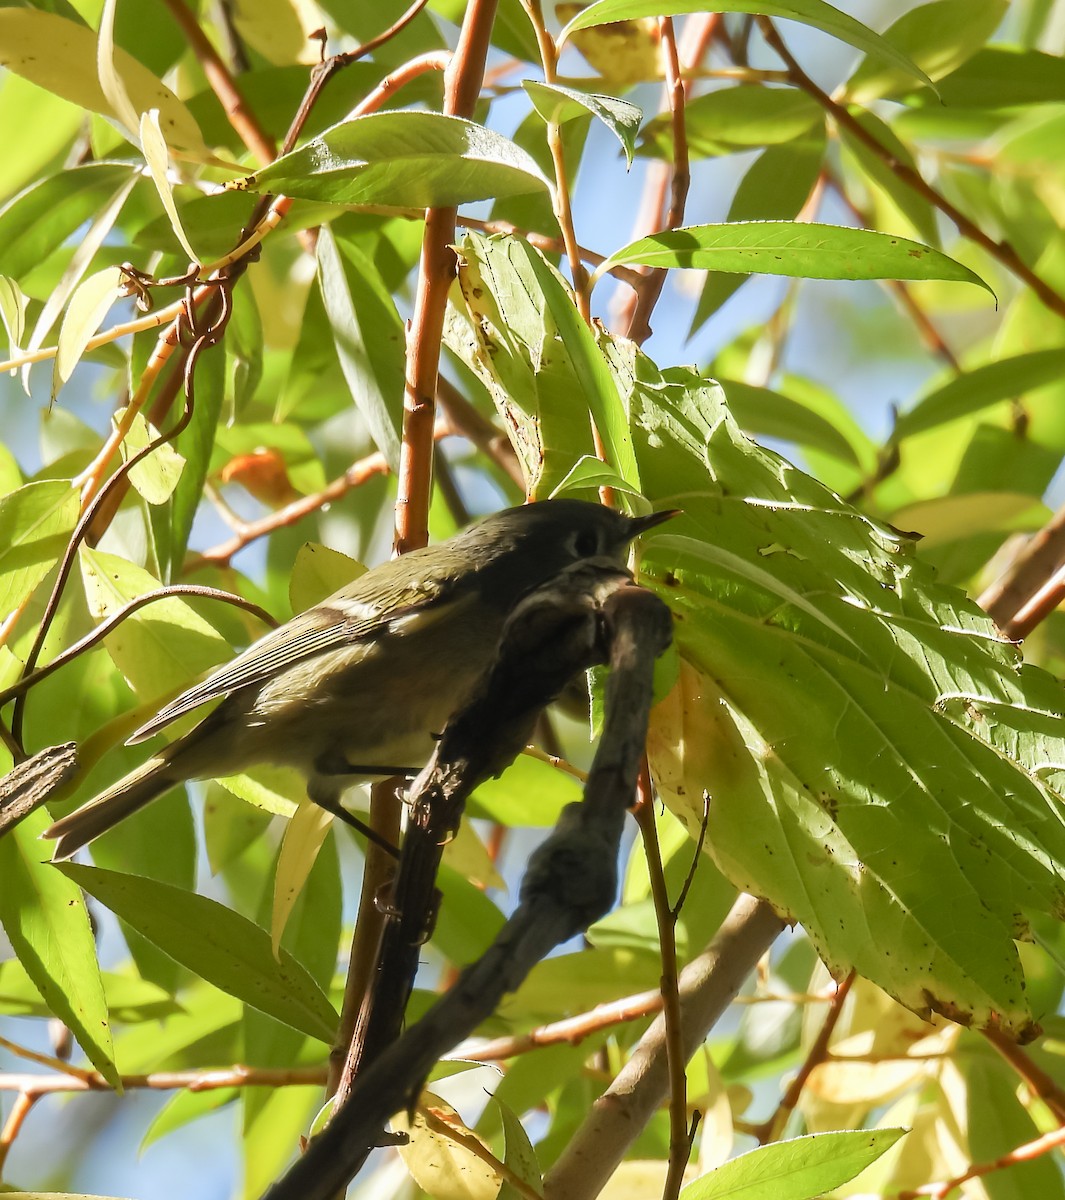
43, 756, 179, 861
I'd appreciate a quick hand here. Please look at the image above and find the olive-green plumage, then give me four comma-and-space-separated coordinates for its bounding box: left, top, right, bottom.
44, 499, 673, 859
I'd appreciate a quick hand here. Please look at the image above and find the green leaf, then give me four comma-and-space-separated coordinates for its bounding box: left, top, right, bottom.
907, 47, 1065, 107
52, 265, 122, 395
604, 222, 994, 296
504, 243, 640, 490
468, 753, 583, 826
0, 7, 208, 154
79, 546, 230, 700
838, 109, 939, 247
845, 0, 1007, 103
0, 161, 134, 284
446, 232, 636, 497
0, 273, 28, 350
523, 80, 642, 166
230, 111, 549, 207
0, 478, 79, 616
316, 226, 404, 473
549, 453, 642, 499
718, 377, 863, 465
155, 337, 224, 579
889, 492, 1047, 548
640, 85, 821, 159
289, 542, 366, 614
0, 957, 177, 1021
0, 810, 117, 1086
59, 863, 339, 1043
495, 1095, 543, 1200
631, 357, 1065, 1036
558, 1, 934, 90
679, 1128, 907, 1199
117, 409, 186, 506
897, 349, 1065, 437
691, 135, 825, 334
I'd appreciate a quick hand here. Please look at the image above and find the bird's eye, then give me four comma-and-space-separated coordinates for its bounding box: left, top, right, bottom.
573, 528, 600, 557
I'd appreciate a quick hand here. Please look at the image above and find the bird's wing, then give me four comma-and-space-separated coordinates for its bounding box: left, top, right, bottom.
129, 601, 390, 744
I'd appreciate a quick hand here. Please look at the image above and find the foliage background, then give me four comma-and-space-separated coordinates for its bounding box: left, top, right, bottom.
3, 0, 1065, 1198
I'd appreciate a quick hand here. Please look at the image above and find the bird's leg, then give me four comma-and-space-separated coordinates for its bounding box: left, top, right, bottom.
307, 774, 400, 859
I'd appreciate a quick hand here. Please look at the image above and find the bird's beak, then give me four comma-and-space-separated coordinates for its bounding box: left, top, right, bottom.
627, 508, 681, 538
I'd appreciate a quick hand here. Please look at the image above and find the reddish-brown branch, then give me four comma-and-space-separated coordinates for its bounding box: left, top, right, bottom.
757, 17, 1065, 319
279, 0, 433, 157
395, 0, 499, 555
613, 15, 715, 341
978, 502, 1065, 638
160, 0, 275, 165
194, 432, 457, 569
0, 1091, 35, 1174
751, 970, 856, 1143
898, 1123, 1065, 1199
983, 1026, 1065, 1124
621, 16, 694, 344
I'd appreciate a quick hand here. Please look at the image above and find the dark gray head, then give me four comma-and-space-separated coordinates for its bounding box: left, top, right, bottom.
460, 498, 676, 611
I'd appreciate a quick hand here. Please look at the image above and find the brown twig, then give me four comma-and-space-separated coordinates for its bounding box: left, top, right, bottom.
750, 970, 856, 1144
983, 1026, 1065, 1124
633, 763, 689, 1200
520, 1, 590, 318
897, 1123, 1065, 1199
978, 501, 1065, 638
462, 986, 667, 1060
280, 0, 433, 157
620, 15, 697, 345
0, 1091, 36, 1176
12, 309, 229, 749
196, 448, 390, 568
436, 376, 524, 489
160, 0, 275, 164
0, 586, 276, 711
0, 1064, 325, 1095
756, 17, 1065, 319
395, 1, 498, 555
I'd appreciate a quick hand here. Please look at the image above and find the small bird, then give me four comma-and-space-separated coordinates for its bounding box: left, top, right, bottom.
44, 499, 674, 860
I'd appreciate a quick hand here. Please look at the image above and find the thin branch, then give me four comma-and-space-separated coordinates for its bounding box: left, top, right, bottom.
983, 1026, 1065, 1124
621, 15, 697, 344
395, 0, 497, 555
0, 1064, 325, 1095
750, 970, 855, 1144
435, 375, 524, 489
0, 1092, 36, 1176
194, 446, 391, 568
757, 16, 1065, 319
633, 766, 690, 1200
0, 586, 276, 709
520, 0, 591, 318
160, 0, 275, 164
824, 171, 959, 369
280, 0, 433, 157
978, 501, 1065, 637
328, 780, 403, 1104
898, 1123, 1065, 1199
